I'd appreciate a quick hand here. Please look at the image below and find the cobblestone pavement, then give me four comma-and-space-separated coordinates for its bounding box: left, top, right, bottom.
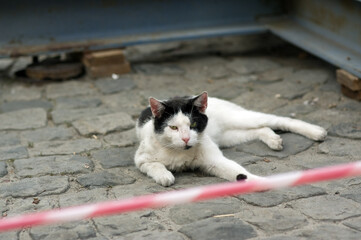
0, 42, 361, 240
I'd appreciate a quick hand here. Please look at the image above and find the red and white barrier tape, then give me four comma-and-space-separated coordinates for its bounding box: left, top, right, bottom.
1, 161, 361, 232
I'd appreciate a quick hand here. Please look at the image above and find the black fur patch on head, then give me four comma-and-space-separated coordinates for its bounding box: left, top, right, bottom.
138, 107, 153, 127
138, 95, 208, 134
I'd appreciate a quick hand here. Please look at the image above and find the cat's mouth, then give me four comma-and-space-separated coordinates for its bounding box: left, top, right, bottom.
184, 145, 192, 150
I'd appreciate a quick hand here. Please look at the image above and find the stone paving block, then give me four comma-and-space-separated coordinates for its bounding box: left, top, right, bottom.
100, 90, 143, 108
258, 69, 329, 101
51, 107, 110, 124
222, 149, 263, 166
21, 126, 75, 143
169, 198, 242, 225
288, 69, 330, 85
257, 66, 294, 82
207, 82, 247, 100
137, 87, 190, 105
46, 80, 97, 99
0, 132, 20, 147
92, 147, 135, 168
111, 181, 167, 199
134, 63, 185, 75
232, 91, 288, 113
170, 172, 226, 190
0, 161, 7, 177
1, 85, 42, 102
29, 221, 96, 240
315, 177, 361, 197
241, 207, 308, 232
179, 217, 257, 240
204, 64, 231, 79
341, 186, 361, 203
83, 237, 108, 240
59, 188, 109, 208
95, 77, 136, 94
238, 185, 326, 207
343, 216, 361, 232
318, 137, 361, 157
72, 112, 134, 135
76, 170, 135, 188
117, 231, 186, 240
0, 199, 8, 213
0, 176, 69, 198
291, 195, 361, 220
260, 236, 303, 240
14, 155, 94, 177
336, 101, 361, 112
0, 145, 28, 161
104, 128, 137, 147
94, 212, 162, 238
54, 96, 102, 109
0, 108, 47, 130
236, 133, 314, 159
297, 224, 360, 240
226, 57, 279, 75
289, 152, 354, 170
319, 76, 341, 92
329, 122, 361, 139
307, 107, 361, 124
100, 91, 145, 117
302, 90, 342, 109
268, 81, 314, 100
272, 103, 316, 118
0, 231, 18, 240
29, 139, 101, 156
244, 158, 305, 177
7, 197, 56, 217
0, 99, 52, 113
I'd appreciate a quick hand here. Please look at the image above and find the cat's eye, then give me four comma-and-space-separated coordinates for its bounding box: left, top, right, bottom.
169, 126, 178, 130
190, 122, 197, 128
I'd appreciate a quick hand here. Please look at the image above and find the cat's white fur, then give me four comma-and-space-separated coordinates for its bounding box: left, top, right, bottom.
135, 93, 327, 186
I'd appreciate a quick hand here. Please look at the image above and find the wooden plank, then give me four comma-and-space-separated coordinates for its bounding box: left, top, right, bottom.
83, 49, 126, 67
341, 85, 361, 101
336, 69, 361, 91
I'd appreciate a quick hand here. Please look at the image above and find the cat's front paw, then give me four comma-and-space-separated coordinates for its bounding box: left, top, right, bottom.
265, 134, 283, 151
154, 171, 175, 187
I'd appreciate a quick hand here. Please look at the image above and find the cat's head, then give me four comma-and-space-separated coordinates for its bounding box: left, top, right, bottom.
149, 92, 208, 150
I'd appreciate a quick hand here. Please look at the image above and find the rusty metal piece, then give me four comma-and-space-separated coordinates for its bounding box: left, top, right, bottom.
26, 61, 83, 81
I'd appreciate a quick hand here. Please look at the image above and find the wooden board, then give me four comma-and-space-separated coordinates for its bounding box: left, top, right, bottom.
341, 84, 361, 101
336, 69, 361, 91
83, 49, 126, 67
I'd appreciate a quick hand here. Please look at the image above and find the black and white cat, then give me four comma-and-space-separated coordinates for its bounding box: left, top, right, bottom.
135, 92, 327, 186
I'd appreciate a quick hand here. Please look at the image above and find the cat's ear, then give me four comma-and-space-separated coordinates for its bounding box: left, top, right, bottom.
193, 91, 208, 113
149, 97, 165, 118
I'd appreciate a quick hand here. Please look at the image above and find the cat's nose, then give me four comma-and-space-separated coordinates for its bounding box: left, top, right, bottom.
182, 137, 190, 144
